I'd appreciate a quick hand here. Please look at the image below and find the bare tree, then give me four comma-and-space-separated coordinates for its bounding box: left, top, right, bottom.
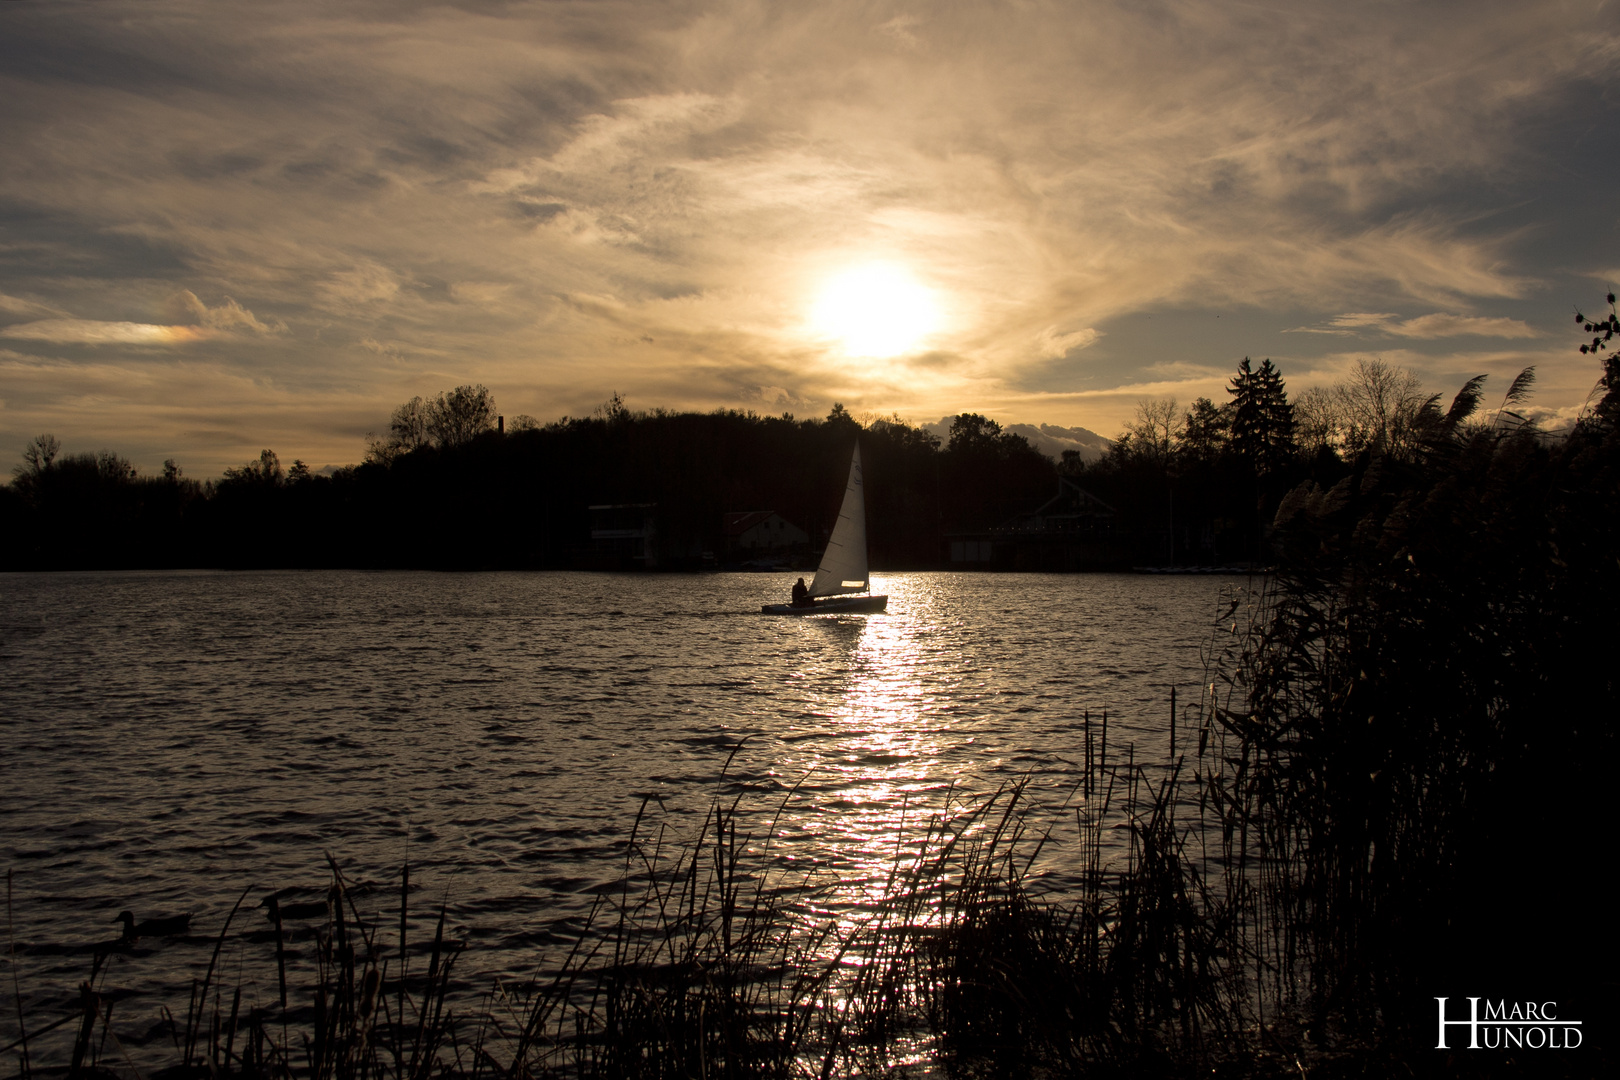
389, 396, 432, 450
1334, 358, 1427, 458
94, 450, 136, 483
224, 449, 284, 486
1128, 396, 1179, 461
367, 385, 498, 464
1292, 386, 1341, 455
594, 391, 630, 424
19, 434, 61, 475
364, 432, 399, 467
427, 384, 497, 447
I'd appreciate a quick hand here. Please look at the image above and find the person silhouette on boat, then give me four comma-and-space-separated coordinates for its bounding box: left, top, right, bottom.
791, 577, 810, 607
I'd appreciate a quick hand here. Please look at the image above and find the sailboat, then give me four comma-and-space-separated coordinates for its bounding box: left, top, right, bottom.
761, 442, 889, 615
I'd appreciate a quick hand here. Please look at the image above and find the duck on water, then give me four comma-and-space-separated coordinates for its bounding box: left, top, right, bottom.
115, 910, 191, 944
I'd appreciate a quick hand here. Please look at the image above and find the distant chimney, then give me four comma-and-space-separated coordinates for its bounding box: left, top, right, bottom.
497, 415, 505, 435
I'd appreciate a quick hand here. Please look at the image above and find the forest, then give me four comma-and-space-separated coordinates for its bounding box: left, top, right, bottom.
3, 299, 1616, 573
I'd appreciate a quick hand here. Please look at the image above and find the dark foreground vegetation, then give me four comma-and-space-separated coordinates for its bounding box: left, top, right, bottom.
6, 302, 1618, 1076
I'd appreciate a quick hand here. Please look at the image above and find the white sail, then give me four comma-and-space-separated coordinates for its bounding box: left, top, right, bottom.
808, 442, 869, 597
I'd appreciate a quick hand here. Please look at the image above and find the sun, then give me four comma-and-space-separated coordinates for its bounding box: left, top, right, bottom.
810, 263, 941, 358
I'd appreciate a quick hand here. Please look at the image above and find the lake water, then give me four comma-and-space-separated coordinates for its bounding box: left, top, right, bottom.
0, 569, 1259, 1063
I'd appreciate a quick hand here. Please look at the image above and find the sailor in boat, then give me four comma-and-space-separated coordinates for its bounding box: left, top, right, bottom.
761, 442, 888, 615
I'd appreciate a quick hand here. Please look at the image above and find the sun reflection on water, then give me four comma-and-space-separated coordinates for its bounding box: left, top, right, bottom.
758, 574, 1125, 969
2, 568, 1259, 1075
770, 577, 973, 935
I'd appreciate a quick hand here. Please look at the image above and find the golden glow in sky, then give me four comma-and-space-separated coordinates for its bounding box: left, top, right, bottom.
1, 2, 1614, 474
810, 264, 942, 358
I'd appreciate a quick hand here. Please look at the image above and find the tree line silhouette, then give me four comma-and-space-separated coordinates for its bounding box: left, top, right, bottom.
0, 395, 1047, 570
5, 297, 1618, 572
3, 298, 1617, 1070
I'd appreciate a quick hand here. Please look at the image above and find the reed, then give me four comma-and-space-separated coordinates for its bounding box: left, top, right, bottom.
5, 670, 1599, 1080
9, 390, 1615, 1077
7, 758, 1249, 1080
503, 790, 857, 1079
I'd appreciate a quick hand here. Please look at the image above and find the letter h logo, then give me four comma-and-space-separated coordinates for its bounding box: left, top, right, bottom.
1436, 997, 1482, 1050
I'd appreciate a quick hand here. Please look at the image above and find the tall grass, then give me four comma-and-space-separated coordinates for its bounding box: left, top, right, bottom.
506, 786, 858, 1079
5, 705, 1292, 1080
3, 862, 477, 1080
9, 385, 1615, 1076
7, 652, 1606, 1080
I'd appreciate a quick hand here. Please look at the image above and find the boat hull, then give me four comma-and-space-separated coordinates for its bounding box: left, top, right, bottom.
761, 594, 888, 616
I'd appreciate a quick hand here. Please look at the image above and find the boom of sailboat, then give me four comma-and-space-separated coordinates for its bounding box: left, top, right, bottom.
762, 441, 888, 615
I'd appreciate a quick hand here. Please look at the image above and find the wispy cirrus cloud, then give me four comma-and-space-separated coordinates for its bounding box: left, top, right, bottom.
164, 290, 282, 333
0, 293, 69, 320
1390, 313, 1539, 339
0, 1, 1615, 473
0, 319, 215, 346
1034, 327, 1101, 359
1294, 313, 1400, 334
0, 292, 281, 346
1287, 311, 1539, 339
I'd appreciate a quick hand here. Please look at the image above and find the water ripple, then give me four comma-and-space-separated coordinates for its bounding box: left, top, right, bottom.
0, 568, 1258, 1056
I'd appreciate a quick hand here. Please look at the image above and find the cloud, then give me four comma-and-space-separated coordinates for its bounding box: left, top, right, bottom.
319, 262, 401, 308
0, 351, 352, 471
0, 293, 281, 346
449, 282, 512, 306
877, 15, 924, 51
0, 293, 69, 321
756, 385, 812, 409
1287, 311, 1538, 338
0, 0, 1615, 467
1035, 326, 1100, 359
1285, 314, 1395, 335
163, 290, 281, 333
1006, 422, 1113, 464
1388, 313, 1538, 339
357, 337, 407, 360
914, 416, 1112, 463
0, 319, 214, 345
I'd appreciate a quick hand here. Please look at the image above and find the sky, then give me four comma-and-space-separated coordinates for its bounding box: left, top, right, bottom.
2, 0, 1618, 477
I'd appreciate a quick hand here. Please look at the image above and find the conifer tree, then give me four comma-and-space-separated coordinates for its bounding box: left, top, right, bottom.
1177, 397, 1229, 464
1228, 357, 1295, 475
